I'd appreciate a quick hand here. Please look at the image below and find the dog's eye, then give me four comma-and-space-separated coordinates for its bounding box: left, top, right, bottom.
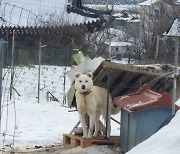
79, 80, 82, 83
85, 80, 88, 83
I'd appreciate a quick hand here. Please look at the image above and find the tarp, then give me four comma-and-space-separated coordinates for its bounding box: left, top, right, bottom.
66, 56, 105, 83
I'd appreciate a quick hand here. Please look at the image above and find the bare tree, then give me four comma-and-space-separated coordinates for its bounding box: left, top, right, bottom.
139, 1, 180, 63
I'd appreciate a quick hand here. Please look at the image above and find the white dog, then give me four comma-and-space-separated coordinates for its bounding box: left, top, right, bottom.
74, 72, 120, 139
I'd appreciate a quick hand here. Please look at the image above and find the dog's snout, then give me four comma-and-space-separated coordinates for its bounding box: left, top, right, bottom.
82, 85, 86, 89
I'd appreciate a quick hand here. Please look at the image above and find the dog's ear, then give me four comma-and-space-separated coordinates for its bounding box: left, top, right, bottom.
86, 72, 93, 78
75, 72, 81, 78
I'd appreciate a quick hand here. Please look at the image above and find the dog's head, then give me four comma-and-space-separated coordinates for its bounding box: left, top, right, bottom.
74, 72, 93, 93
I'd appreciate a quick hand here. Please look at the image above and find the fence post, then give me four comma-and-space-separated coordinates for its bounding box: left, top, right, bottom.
37, 39, 47, 103
38, 39, 41, 103
0, 39, 4, 128
172, 37, 179, 115
10, 30, 15, 99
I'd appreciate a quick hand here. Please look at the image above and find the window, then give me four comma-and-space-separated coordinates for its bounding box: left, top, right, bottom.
116, 47, 119, 51
154, 9, 160, 19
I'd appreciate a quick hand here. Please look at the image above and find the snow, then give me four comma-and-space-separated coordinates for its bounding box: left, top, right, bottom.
139, 0, 159, 6
1, 65, 120, 153
86, 4, 138, 12
113, 12, 140, 22
177, 0, 180, 4
164, 19, 180, 37
106, 41, 133, 47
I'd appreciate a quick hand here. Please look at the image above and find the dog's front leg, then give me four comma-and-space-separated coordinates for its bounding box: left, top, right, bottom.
87, 114, 95, 139
79, 114, 87, 138
93, 112, 100, 138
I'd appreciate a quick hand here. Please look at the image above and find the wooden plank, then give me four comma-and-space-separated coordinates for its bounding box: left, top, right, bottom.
111, 72, 141, 97
109, 71, 127, 95
164, 78, 174, 92
154, 78, 173, 93
127, 75, 155, 94
151, 78, 167, 92
93, 67, 108, 84
94, 69, 122, 89
109, 70, 123, 87
63, 134, 119, 148
111, 72, 132, 97
102, 61, 171, 77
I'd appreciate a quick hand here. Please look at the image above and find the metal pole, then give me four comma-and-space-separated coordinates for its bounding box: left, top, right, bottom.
105, 70, 110, 139
10, 30, 15, 100
112, 0, 114, 11
38, 39, 41, 103
0, 39, 4, 128
172, 37, 179, 115
71, 38, 74, 67
108, 34, 112, 59
63, 67, 66, 106
155, 35, 160, 60
105, 30, 111, 139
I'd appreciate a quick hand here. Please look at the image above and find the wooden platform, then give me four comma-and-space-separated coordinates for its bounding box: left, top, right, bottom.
63, 134, 119, 148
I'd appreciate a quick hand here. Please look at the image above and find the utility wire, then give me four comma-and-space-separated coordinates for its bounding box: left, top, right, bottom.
7, 2, 65, 10
6, 0, 65, 5
1, 2, 47, 26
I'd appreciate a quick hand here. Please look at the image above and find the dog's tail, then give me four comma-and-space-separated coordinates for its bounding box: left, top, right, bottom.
111, 103, 121, 115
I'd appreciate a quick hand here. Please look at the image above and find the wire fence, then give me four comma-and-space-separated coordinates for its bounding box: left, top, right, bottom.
3, 43, 72, 66
0, 2, 47, 26
0, 2, 75, 152
0, 42, 72, 152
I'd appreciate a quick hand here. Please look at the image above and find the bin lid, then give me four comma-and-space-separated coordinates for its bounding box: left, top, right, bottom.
113, 84, 174, 112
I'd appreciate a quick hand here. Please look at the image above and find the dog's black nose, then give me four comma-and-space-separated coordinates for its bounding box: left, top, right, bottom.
82, 85, 86, 89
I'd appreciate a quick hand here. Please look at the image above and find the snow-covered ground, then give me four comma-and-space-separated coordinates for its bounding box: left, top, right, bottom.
1, 65, 180, 154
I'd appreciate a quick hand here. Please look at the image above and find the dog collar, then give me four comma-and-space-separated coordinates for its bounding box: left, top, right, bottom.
80, 91, 92, 96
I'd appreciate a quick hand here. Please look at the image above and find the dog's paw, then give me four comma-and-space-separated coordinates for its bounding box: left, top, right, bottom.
82, 136, 87, 139
86, 129, 93, 139
93, 134, 98, 138
87, 133, 92, 139
82, 133, 87, 139
87, 136, 92, 139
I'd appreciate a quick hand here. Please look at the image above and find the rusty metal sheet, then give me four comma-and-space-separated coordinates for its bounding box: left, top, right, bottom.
113, 84, 173, 112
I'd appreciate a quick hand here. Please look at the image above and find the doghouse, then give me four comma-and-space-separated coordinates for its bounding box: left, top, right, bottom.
113, 84, 178, 153
66, 58, 179, 149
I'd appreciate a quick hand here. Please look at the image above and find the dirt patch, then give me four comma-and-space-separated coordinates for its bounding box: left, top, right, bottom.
2, 144, 121, 154
2, 144, 65, 154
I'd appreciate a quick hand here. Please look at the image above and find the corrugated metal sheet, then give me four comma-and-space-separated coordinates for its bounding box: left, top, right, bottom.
120, 107, 172, 153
